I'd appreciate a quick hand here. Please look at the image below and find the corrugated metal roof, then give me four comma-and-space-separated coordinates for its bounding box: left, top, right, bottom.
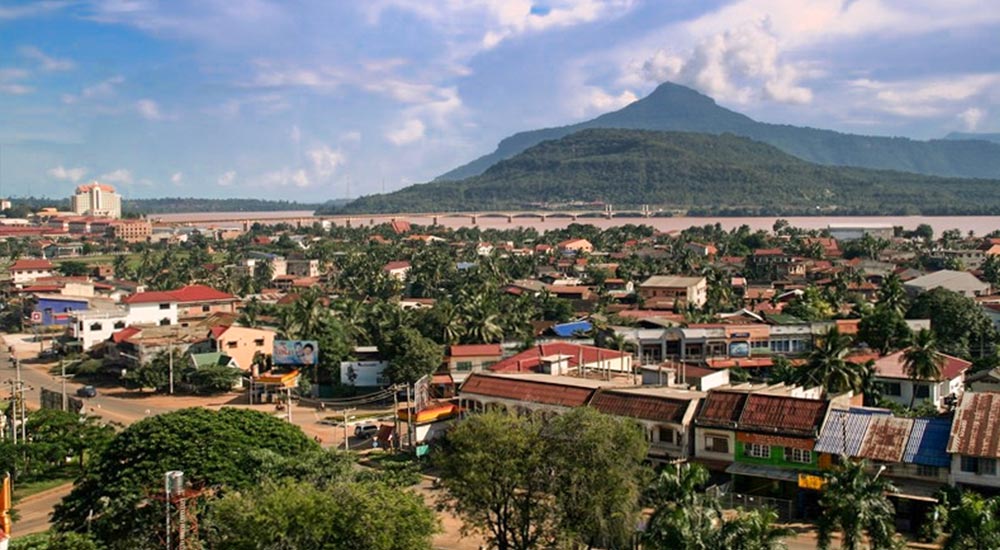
858, 416, 914, 463
739, 394, 828, 436
903, 417, 952, 467
695, 391, 747, 427
814, 408, 890, 456
948, 392, 1000, 458
590, 389, 689, 423
551, 320, 592, 338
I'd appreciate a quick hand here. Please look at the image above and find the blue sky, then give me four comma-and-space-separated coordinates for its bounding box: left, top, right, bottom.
1, 0, 998, 202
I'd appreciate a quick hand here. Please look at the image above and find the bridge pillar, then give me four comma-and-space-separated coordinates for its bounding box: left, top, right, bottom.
370, 218, 375, 226
507, 214, 513, 223
345, 217, 352, 228
470, 214, 477, 225
540, 214, 546, 222
242, 220, 250, 232
571, 214, 577, 221
432, 216, 439, 226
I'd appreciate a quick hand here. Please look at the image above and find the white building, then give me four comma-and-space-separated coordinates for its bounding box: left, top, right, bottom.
71, 182, 121, 219
827, 223, 894, 241
872, 350, 969, 410
948, 393, 1000, 490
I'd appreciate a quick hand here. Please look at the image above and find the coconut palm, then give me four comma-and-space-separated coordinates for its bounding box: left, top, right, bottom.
794, 327, 867, 394
877, 273, 908, 316
817, 459, 899, 550
719, 508, 793, 550
943, 492, 1000, 550
903, 328, 946, 408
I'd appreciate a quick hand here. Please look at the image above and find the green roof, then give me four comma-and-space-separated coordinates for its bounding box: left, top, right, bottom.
190, 352, 234, 369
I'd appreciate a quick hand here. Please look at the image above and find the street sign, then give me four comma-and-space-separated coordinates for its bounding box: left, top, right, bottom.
30, 311, 41, 324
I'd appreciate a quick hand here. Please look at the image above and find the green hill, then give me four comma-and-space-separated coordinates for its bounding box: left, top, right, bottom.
331, 129, 1000, 216
436, 82, 1000, 181
945, 132, 1000, 145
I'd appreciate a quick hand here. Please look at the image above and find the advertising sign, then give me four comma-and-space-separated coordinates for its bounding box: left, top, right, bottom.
729, 341, 751, 358
273, 340, 319, 366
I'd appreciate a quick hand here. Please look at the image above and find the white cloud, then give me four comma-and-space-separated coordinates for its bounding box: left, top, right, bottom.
99, 169, 133, 185
385, 118, 426, 145
212, 93, 290, 118
0, 68, 32, 95
572, 87, 637, 117
307, 146, 346, 178
170, 172, 183, 184
19, 46, 74, 71
290, 125, 301, 144
217, 171, 237, 187
0, 1, 68, 20
847, 74, 1000, 118
62, 75, 124, 104
47, 165, 88, 182
632, 21, 813, 105
136, 99, 164, 120
959, 108, 986, 131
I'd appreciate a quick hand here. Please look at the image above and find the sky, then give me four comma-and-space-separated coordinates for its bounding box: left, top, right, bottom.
1, 0, 999, 202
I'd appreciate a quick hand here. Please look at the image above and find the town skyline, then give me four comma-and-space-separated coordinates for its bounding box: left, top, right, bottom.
2, 1, 999, 201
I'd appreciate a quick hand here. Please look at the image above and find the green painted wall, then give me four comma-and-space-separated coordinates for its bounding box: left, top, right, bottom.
735, 441, 817, 470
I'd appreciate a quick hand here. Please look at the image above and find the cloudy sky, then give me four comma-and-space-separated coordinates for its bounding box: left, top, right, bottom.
1, 0, 998, 201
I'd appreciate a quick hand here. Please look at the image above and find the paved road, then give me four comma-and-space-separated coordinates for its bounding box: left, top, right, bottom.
13, 483, 73, 538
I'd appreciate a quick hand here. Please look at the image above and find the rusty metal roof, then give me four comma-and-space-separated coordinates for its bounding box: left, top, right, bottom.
590, 389, 690, 423
948, 392, 1000, 458
738, 394, 828, 436
694, 391, 747, 427
458, 373, 596, 408
858, 416, 914, 463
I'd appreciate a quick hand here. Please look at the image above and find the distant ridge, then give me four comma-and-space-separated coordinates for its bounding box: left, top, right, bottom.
436, 82, 1000, 181
334, 129, 1000, 216
945, 132, 1000, 144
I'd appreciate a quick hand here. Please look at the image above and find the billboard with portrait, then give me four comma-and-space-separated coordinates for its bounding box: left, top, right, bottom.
273, 340, 319, 366
728, 341, 750, 358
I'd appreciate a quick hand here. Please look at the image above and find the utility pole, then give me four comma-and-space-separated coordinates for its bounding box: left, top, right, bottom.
342, 407, 356, 451
8, 380, 16, 445
392, 385, 400, 450
61, 358, 67, 411
405, 384, 413, 449
285, 387, 292, 424
168, 331, 175, 395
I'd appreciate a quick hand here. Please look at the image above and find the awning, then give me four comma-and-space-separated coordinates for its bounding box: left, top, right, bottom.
726, 462, 801, 483
889, 479, 940, 503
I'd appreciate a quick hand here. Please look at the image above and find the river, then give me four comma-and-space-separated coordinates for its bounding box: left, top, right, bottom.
153, 211, 1000, 235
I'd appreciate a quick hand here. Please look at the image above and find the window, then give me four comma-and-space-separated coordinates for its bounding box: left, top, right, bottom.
745, 443, 771, 459
455, 361, 473, 372
881, 382, 902, 397
254, 339, 265, 346
160, 318, 171, 326
751, 340, 769, 350
201, 305, 211, 312
113, 321, 125, 329
961, 457, 997, 475
705, 435, 729, 454
159, 303, 171, 310
89, 322, 102, 331
770, 340, 790, 353
916, 465, 939, 478
784, 447, 812, 464
658, 427, 675, 445
914, 384, 931, 399
227, 341, 238, 349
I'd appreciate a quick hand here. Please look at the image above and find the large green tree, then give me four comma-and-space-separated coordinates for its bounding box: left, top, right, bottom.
907, 288, 996, 358
382, 327, 444, 385
858, 306, 912, 355
204, 478, 438, 550
53, 408, 321, 548
942, 492, 1000, 550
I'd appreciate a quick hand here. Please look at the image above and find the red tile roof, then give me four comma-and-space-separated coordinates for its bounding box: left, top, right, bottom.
75, 182, 116, 193
948, 392, 1000, 458
449, 344, 503, 358
112, 327, 141, 343
122, 284, 237, 305
590, 389, 690, 423
383, 261, 411, 271
738, 394, 828, 436
10, 259, 54, 271
459, 374, 595, 407
488, 343, 628, 373
872, 350, 970, 381
209, 325, 230, 339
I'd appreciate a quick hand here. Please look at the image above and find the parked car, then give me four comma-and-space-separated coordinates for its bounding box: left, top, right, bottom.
76, 385, 97, 398
354, 424, 379, 439
39, 349, 60, 359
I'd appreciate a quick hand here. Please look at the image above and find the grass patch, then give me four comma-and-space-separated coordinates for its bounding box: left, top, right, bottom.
13, 477, 74, 501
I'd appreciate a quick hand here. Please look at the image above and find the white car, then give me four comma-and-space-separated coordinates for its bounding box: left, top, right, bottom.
354, 424, 379, 439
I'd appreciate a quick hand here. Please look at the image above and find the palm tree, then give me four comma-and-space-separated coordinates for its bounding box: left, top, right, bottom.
903, 328, 946, 408
877, 273, 908, 316
943, 492, 1000, 550
817, 459, 899, 550
794, 327, 867, 395
719, 508, 793, 550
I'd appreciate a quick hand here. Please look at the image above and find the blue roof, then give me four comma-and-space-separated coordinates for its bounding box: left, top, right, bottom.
814, 408, 891, 457
551, 320, 592, 338
902, 417, 952, 468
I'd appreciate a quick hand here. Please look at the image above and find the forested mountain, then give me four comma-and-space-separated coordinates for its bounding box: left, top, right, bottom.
945, 132, 1000, 144
436, 82, 1000, 181
331, 129, 1000, 216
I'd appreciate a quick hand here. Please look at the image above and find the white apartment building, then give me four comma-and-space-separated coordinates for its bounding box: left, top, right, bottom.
71, 182, 122, 219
